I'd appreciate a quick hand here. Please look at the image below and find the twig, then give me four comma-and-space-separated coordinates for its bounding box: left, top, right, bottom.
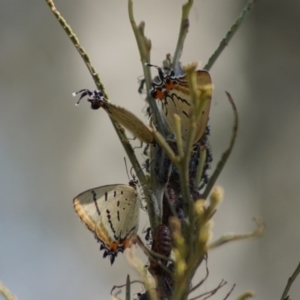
189, 279, 227, 300
128, 0, 166, 137
202, 91, 238, 199
45, 0, 106, 96
280, 261, 300, 300
223, 284, 236, 300
172, 0, 194, 69
208, 217, 265, 250
194, 147, 207, 190
204, 0, 257, 71
111, 279, 144, 296
151, 131, 178, 164
0, 281, 17, 300
189, 255, 209, 293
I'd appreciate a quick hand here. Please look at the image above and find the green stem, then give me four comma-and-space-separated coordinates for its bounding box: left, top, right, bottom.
45, 0, 106, 96
172, 0, 194, 70
202, 91, 238, 199
128, 0, 166, 137
204, 0, 257, 71
194, 148, 207, 190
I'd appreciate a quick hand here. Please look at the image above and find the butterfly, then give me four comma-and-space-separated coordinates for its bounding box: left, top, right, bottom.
147, 64, 212, 148
73, 89, 154, 144
73, 178, 140, 264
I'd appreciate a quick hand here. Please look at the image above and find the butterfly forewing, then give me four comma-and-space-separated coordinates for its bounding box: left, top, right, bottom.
105, 104, 154, 144
74, 89, 154, 144
73, 183, 140, 262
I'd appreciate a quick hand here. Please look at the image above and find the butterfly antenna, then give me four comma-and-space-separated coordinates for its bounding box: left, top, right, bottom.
145, 63, 165, 82
72, 89, 93, 106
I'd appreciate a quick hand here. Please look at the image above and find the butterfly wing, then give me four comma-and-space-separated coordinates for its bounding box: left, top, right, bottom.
105, 104, 154, 144
193, 70, 212, 144
73, 184, 140, 263
74, 89, 154, 144
158, 70, 212, 148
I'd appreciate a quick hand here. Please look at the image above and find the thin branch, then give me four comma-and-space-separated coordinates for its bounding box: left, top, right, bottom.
152, 131, 178, 164
223, 284, 236, 300
189, 255, 209, 293
128, 0, 166, 136
189, 280, 227, 300
172, 0, 194, 69
208, 217, 265, 250
111, 279, 144, 296
280, 261, 300, 300
204, 0, 257, 71
0, 282, 17, 300
194, 147, 207, 190
202, 91, 238, 199
45, 0, 105, 96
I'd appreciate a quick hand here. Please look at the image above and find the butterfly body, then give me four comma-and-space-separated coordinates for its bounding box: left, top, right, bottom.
73, 180, 140, 264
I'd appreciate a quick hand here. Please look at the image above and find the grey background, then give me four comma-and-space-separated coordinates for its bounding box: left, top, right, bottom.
0, 0, 300, 299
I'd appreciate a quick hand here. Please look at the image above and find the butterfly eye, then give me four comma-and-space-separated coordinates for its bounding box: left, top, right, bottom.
88, 100, 101, 110
74, 89, 106, 109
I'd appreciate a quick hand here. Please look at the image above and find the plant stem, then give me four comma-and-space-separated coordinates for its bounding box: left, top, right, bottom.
204, 0, 257, 71
128, 0, 166, 137
202, 91, 238, 199
280, 261, 300, 300
172, 0, 194, 70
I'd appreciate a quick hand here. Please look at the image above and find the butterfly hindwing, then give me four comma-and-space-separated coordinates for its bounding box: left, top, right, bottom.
73, 183, 140, 263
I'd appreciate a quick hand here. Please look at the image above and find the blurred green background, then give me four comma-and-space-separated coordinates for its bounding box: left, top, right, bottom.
1, 0, 300, 299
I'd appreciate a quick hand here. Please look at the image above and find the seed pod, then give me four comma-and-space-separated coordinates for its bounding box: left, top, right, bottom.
150, 224, 172, 275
